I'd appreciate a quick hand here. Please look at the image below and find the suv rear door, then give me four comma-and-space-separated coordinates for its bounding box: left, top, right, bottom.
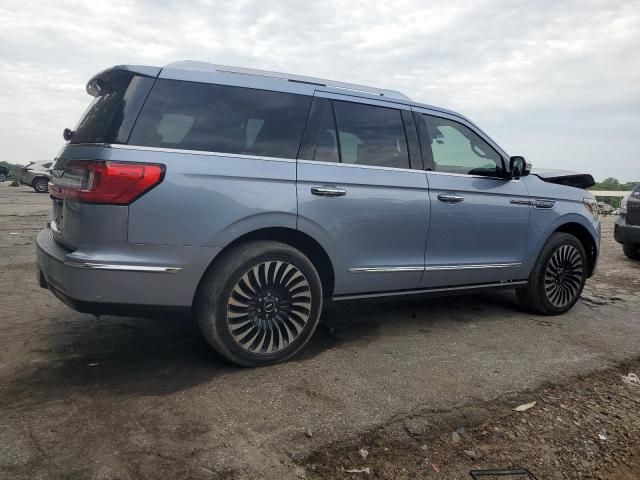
297, 94, 429, 296
413, 109, 531, 287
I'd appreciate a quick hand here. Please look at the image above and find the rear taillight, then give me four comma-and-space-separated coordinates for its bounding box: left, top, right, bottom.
50, 160, 164, 205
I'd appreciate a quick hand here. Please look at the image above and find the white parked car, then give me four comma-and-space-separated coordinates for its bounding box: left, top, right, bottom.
20, 161, 52, 193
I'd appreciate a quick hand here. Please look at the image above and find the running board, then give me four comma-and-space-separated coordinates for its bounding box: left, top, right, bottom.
331, 280, 528, 301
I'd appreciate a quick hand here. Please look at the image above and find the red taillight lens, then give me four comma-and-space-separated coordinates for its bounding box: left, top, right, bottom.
50, 161, 164, 205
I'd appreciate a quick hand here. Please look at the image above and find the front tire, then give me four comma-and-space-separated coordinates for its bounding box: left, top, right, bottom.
0, 173, 7, 182
33, 177, 49, 193
196, 240, 323, 367
517, 233, 587, 315
623, 242, 640, 260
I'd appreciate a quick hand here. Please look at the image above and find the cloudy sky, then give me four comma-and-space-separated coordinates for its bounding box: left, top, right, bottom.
0, 0, 638, 181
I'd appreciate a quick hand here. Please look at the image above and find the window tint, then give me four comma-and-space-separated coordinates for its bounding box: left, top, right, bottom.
333, 101, 409, 169
71, 82, 129, 145
129, 80, 312, 159
313, 100, 339, 163
71, 75, 153, 145
420, 115, 503, 177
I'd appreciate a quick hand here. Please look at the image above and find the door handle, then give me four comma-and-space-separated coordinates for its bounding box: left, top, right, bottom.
311, 186, 347, 197
437, 193, 464, 203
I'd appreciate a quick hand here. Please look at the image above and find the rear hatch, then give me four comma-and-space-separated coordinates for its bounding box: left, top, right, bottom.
627, 185, 640, 225
50, 66, 160, 251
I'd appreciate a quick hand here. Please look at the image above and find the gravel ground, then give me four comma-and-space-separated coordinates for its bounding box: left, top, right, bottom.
0, 182, 638, 479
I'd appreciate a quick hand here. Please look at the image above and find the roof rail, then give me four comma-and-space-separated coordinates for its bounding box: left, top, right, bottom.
164, 61, 411, 101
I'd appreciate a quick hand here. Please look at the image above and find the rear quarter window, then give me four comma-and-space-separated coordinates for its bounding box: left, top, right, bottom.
128, 80, 313, 159
70, 74, 155, 145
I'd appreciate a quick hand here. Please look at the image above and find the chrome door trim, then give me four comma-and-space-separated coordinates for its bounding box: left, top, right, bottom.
333, 280, 528, 301
349, 266, 424, 273
298, 159, 425, 174
427, 170, 516, 182
424, 262, 521, 271
349, 263, 521, 273
105, 144, 297, 164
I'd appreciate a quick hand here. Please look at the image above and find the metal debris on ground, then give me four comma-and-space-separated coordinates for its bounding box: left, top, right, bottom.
345, 467, 370, 474
513, 401, 537, 412
621, 373, 640, 385
358, 448, 369, 460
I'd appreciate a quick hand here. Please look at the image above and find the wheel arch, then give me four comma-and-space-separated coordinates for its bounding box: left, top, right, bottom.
196, 227, 335, 301
553, 222, 598, 277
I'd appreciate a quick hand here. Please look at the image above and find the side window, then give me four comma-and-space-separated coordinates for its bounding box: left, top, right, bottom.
313, 100, 339, 163
129, 80, 312, 159
333, 101, 410, 169
420, 114, 503, 177
42, 162, 52, 169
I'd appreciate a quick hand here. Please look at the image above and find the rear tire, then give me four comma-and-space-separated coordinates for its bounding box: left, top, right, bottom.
623, 242, 640, 260
33, 177, 49, 193
0, 173, 6, 182
195, 240, 323, 367
517, 233, 587, 315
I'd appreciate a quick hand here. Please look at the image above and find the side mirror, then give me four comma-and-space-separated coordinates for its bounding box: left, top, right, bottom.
509, 156, 530, 179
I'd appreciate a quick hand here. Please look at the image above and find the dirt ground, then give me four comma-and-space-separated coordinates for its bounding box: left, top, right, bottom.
0, 182, 638, 479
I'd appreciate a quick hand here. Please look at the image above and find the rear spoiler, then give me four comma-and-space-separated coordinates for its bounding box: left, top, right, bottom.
532, 169, 595, 190
86, 65, 161, 96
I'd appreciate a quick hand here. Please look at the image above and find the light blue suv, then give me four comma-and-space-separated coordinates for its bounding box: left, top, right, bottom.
37, 61, 600, 366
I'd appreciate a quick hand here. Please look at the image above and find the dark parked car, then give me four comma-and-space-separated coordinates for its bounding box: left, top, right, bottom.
0, 165, 8, 183
615, 185, 640, 259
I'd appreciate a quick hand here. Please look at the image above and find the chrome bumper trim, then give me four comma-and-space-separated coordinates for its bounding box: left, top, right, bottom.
62, 260, 182, 273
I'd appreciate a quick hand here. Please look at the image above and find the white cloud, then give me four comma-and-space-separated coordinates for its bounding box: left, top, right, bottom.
0, 0, 638, 181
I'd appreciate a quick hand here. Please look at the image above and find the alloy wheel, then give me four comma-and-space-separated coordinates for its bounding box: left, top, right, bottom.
544, 244, 584, 308
226, 261, 312, 355
34, 179, 49, 193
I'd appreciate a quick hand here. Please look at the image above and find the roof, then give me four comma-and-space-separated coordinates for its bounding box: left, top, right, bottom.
163, 61, 412, 101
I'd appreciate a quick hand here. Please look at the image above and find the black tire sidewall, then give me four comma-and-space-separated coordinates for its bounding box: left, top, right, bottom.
623, 243, 640, 260
33, 178, 48, 193
530, 233, 587, 315
0, 174, 6, 182
197, 241, 323, 367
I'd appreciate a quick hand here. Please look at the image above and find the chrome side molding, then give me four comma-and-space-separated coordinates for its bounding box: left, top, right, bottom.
349, 263, 521, 274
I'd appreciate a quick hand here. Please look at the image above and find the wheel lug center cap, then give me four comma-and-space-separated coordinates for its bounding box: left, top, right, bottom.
263, 299, 276, 313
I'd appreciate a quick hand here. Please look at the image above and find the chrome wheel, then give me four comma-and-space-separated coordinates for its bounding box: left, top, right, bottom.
34, 178, 48, 193
544, 244, 584, 308
226, 261, 312, 355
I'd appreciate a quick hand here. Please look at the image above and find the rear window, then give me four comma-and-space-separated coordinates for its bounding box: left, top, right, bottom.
71, 74, 154, 145
128, 80, 312, 159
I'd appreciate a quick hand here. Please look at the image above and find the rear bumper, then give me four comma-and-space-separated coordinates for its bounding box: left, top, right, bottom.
614, 216, 640, 244
36, 228, 219, 315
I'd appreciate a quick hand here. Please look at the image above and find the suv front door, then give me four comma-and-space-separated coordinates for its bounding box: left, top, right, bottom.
297, 94, 429, 296
414, 110, 531, 288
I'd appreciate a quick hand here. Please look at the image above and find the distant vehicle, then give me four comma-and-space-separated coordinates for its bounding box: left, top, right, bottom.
0, 165, 8, 183
37, 62, 601, 366
615, 187, 640, 260
597, 202, 613, 215
20, 161, 52, 193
